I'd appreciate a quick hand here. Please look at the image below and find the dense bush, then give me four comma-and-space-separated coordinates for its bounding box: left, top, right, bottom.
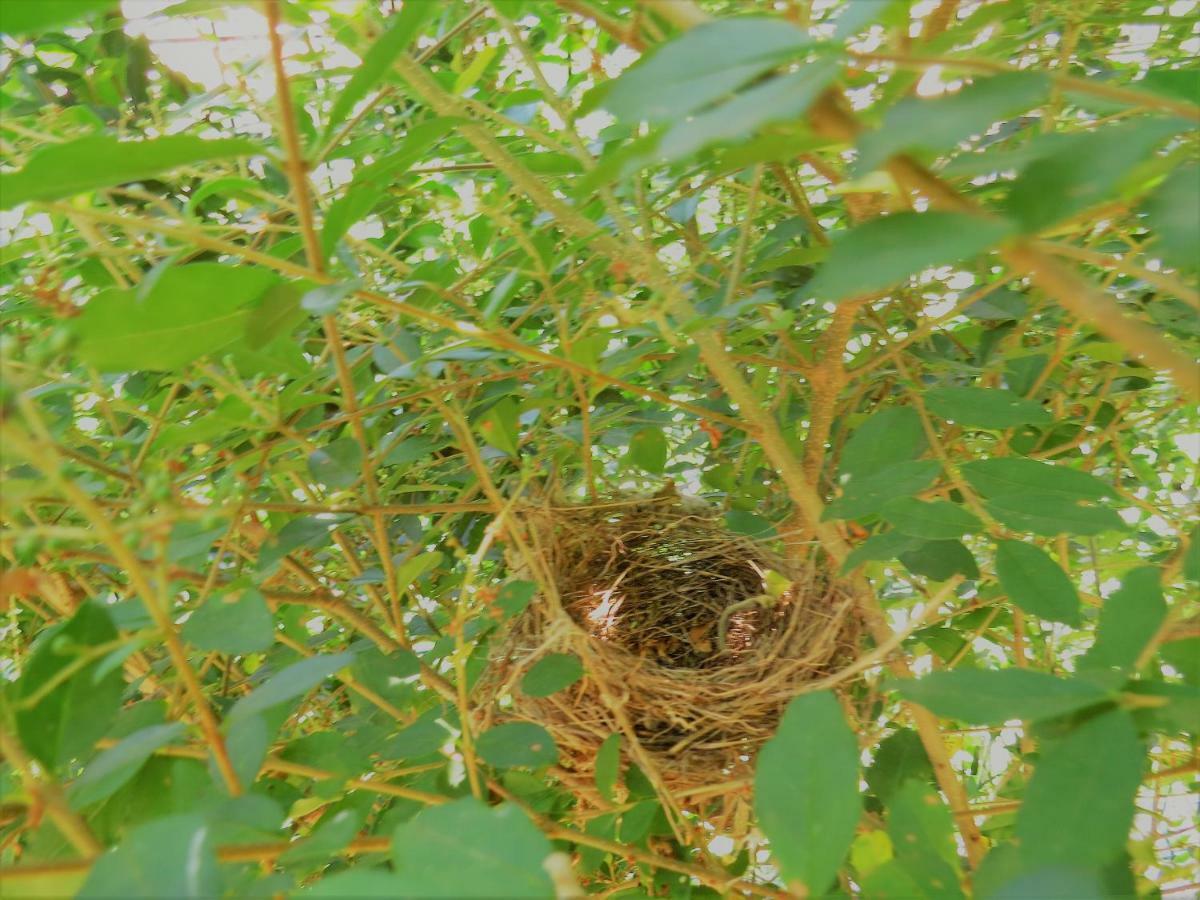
1, 0, 1196, 896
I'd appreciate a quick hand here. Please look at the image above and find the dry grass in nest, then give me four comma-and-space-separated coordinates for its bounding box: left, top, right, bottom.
475, 495, 860, 798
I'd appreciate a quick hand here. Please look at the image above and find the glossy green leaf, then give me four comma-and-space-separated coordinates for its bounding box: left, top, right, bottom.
1079, 567, 1166, 674
897, 669, 1112, 724
755, 691, 861, 895
71, 264, 279, 372
602, 17, 809, 123
1015, 710, 1143, 868
521, 653, 584, 697
391, 798, 554, 897
1, 135, 260, 209
476, 722, 558, 769
880, 498, 983, 539
78, 814, 219, 899
808, 213, 1015, 302
924, 387, 1051, 428
181, 585, 274, 655
995, 540, 1081, 626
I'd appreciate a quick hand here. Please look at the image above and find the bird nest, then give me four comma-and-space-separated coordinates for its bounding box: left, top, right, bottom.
476, 495, 860, 797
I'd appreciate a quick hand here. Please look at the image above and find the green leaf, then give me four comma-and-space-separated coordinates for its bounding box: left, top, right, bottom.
886, 782, 964, 897
280, 808, 364, 865
857, 73, 1051, 173
995, 541, 1081, 626
1143, 162, 1200, 272
724, 509, 777, 538
303, 870, 404, 897
923, 387, 1052, 428
0, 0, 117, 32
825, 460, 941, 520
1160, 638, 1200, 684
755, 691, 861, 895
244, 282, 305, 348
838, 407, 928, 479
866, 729, 935, 804
391, 798, 554, 897
808, 213, 1015, 302
521, 653, 584, 697
896, 669, 1112, 724
625, 426, 667, 474
15, 602, 124, 770
594, 733, 622, 803
880, 498, 982, 540
602, 17, 809, 123
455, 44, 500, 95
657, 60, 840, 162
988, 867, 1106, 900
1015, 710, 1143, 868
1005, 119, 1186, 232
228, 652, 354, 725
476, 722, 558, 769
78, 814, 219, 899
1, 135, 260, 209
479, 398, 521, 456
1079, 567, 1166, 674
964, 290, 1028, 321
323, 3, 434, 136
395, 550, 444, 591
889, 782, 959, 870
899, 539, 979, 581
181, 585, 275, 656
1185, 524, 1200, 582
302, 280, 360, 315
841, 531, 924, 573
308, 438, 363, 489
257, 517, 336, 576
983, 494, 1126, 537
71, 264, 279, 372
70, 724, 186, 808
961, 457, 1115, 501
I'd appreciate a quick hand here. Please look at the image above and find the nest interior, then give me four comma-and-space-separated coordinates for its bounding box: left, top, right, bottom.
477, 496, 860, 794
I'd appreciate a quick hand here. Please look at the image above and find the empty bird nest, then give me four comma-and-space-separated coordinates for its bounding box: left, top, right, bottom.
475, 494, 860, 798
